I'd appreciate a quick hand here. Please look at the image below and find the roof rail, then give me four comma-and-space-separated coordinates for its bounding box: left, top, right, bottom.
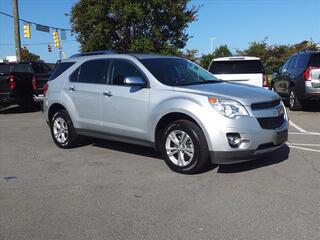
69, 50, 116, 58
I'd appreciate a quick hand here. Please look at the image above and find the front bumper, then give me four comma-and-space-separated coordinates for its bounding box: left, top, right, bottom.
203, 103, 289, 165
210, 143, 284, 164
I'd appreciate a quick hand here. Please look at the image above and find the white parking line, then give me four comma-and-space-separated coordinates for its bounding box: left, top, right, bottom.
289, 143, 320, 147
289, 120, 320, 136
289, 120, 308, 133
287, 144, 320, 153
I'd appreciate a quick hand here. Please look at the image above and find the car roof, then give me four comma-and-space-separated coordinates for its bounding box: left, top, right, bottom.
213, 56, 260, 61
64, 51, 181, 62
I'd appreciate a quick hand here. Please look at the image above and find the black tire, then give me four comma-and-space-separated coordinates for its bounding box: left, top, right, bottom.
160, 119, 210, 174
19, 94, 35, 112
289, 88, 303, 111
50, 110, 78, 148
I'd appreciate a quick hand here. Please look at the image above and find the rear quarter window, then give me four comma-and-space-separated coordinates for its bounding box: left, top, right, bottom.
309, 53, 320, 67
49, 62, 75, 81
209, 60, 264, 74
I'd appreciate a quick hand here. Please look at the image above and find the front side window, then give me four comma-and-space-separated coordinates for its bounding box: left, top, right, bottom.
78, 59, 109, 84
109, 59, 145, 85
141, 58, 218, 86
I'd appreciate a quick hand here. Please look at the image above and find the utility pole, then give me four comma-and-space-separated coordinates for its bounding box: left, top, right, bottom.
210, 37, 216, 54
12, 0, 21, 61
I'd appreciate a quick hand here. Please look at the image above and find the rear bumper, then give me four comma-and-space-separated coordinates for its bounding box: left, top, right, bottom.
301, 82, 320, 100
33, 94, 44, 102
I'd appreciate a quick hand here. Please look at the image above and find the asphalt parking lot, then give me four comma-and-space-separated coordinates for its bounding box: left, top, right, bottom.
1, 104, 320, 240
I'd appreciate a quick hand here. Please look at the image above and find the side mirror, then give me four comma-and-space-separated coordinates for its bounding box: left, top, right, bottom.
124, 76, 146, 87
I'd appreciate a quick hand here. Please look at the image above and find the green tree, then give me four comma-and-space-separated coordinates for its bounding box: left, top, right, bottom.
71, 0, 198, 54
199, 44, 232, 69
21, 48, 40, 61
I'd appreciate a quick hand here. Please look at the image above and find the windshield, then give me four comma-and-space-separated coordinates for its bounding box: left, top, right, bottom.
140, 58, 219, 86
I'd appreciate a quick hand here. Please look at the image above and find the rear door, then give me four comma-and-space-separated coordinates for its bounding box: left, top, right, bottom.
66, 59, 109, 131
100, 59, 150, 140
209, 60, 264, 87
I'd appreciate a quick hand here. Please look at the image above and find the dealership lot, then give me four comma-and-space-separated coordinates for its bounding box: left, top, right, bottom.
0, 105, 320, 240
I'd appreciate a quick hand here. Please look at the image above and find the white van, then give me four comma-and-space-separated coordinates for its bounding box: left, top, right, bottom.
208, 56, 268, 88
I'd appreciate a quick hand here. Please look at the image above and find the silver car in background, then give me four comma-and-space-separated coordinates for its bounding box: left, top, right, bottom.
43, 52, 288, 174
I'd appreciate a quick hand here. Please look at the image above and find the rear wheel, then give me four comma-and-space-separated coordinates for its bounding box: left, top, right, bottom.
160, 120, 209, 174
50, 110, 78, 148
289, 88, 303, 111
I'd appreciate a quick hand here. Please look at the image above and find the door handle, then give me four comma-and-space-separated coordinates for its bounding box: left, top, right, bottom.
103, 91, 112, 97
69, 85, 75, 91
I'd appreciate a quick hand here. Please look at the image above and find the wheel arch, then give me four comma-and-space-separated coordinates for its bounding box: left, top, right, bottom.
154, 111, 209, 152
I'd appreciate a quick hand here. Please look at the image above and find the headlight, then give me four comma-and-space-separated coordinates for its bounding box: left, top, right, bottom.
208, 97, 248, 118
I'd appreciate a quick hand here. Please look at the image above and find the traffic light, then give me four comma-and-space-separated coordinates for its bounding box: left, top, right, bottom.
23, 23, 31, 39
53, 31, 60, 49
48, 44, 52, 52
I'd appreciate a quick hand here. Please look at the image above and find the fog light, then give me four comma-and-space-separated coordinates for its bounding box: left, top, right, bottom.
226, 133, 242, 148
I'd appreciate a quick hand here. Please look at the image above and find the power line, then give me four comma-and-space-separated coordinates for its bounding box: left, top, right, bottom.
0, 10, 72, 31
0, 40, 77, 46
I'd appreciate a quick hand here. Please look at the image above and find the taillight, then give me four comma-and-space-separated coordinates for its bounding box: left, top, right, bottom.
263, 74, 268, 87
43, 83, 48, 97
32, 76, 37, 91
304, 67, 318, 81
9, 74, 16, 90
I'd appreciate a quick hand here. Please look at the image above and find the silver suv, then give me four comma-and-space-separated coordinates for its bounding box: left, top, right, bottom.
43, 52, 288, 174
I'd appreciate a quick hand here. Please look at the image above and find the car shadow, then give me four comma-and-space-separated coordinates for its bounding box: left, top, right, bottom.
302, 101, 320, 112
0, 105, 41, 114
217, 144, 290, 174
77, 137, 163, 160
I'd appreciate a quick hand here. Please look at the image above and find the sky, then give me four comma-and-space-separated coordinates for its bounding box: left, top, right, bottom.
0, 0, 319, 63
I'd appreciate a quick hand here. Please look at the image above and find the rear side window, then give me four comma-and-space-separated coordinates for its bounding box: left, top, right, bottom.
309, 53, 320, 67
0, 64, 11, 73
295, 54, 310, 68
78, 59, 109, 84
11, 63, 34, 73
49, 62, 75, 81
209, 60, 264, 74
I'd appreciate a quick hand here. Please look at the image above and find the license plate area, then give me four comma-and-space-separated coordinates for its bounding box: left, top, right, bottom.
273, 129, 288, 145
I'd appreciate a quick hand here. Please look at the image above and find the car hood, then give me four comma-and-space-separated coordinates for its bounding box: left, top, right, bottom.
173, 82, 280, 106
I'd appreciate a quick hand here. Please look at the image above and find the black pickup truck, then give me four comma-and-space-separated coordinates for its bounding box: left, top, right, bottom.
0, 61, 52, 111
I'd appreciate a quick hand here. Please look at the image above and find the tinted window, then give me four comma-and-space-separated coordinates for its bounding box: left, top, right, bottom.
78, 60, 109, 84
282, 58, 292, 72
141, 58, 218, 86
110, 59, 144, 85
209, 60, 264, 74
11, 63, 34, 73
296, 54, 310, 68
0, 64, 11, 73
309, 53, 320, 67
69, 68, 79, 82
48, 62, 75, 81
288, 56, 297, 70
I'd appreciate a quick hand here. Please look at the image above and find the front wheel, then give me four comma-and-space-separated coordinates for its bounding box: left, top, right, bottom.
160, 120, 210, 174
50, 110, 78, 148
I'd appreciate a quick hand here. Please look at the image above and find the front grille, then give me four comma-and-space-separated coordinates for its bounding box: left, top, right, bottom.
257, 114, 285, 129
251, 99, 281, 110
